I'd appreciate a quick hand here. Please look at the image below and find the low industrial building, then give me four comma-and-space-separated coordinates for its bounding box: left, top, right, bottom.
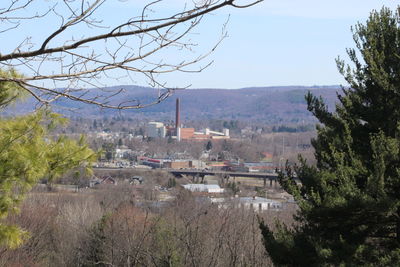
183, 184, 225, 193
181, 128, 230, 141
163, 160, 192, 169
243, 162, 275, 173
210, 196, 283, 211
138, 157, 197, 169
146, 98, 230, 141
238, 197, 282, 211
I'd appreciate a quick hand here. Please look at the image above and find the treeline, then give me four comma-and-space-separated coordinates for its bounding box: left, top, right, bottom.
271, 124, 315, 133
0, 186, 293, 266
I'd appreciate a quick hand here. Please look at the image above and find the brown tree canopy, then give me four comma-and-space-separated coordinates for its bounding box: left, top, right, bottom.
0, 0, 262, 109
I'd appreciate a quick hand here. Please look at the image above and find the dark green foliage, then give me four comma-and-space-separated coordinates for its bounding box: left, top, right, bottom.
82, 215, 109, 267
272, 124, 315, 133
102, 143, 115, 162
227, 181, 240, 195
221, 139, 232, 152
223, 120, 239, 130
167, 177, 176, 188
152, 218, 182, 267
205, 140, 213, 151
138, 127, 144, 136
260, 7, 400, 266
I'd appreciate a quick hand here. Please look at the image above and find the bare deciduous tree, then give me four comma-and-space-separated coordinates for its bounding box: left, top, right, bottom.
0, 0, 262, 109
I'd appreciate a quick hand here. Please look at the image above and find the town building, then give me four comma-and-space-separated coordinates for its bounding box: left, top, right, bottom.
115, 145, 133, 158
183, 184, 225, 193
146, 122, 166, 138
210, 196, 283, 211
238, 196, 282, 211
146, 98, 230, 141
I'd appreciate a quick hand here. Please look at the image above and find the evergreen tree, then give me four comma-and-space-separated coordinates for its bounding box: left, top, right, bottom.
205, 140, 213, 151
0, 69, 97, 248
260, 7, 400, 266
102, 143, 116, 162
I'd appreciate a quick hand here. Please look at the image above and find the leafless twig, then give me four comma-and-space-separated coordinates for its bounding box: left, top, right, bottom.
0, 0, 262, 110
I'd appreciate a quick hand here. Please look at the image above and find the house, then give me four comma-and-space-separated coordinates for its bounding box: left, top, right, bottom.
89, 175, 117, 187
101, 176, 117, 185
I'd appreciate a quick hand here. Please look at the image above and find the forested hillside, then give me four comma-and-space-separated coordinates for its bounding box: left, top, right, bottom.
6, 85, 340, 124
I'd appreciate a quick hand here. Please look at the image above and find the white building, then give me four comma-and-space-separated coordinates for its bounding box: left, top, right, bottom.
210, 196, 283, 211
146, 122, 166, 138
183, 184, 225, 193
115, 146, 132, 158
198, 128, 229, 138
238, 197, 282, 211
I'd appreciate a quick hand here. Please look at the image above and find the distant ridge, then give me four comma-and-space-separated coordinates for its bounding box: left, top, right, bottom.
3, 85, 341, 124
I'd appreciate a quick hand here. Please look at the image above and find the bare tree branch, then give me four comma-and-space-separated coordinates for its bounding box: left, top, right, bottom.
0, 0, 262, 110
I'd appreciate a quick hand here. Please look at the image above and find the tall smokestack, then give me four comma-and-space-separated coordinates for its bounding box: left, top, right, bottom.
175, 98, 180, 130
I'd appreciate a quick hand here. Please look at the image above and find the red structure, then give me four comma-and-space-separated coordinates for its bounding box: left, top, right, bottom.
180, 128, 195, 139
170, 97, 229, 141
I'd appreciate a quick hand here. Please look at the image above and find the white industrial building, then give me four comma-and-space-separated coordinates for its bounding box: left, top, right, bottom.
202, 128, 229, 137
146, 122, 166, 138
238, 197, 282, 211
210, 196, 283, 211
183, 184, 225, 193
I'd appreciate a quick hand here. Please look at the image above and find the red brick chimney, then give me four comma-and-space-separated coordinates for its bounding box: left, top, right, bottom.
175, 98, 180, 130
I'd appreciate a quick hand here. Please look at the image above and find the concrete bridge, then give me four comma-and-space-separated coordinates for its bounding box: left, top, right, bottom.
168, 169, 279, 187
93, 167, 282, 187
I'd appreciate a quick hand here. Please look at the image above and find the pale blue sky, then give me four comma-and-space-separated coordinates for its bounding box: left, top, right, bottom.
167, 0, 399, 88
3, 0, 399, 89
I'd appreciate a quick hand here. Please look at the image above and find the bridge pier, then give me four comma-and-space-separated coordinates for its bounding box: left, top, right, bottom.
191, 173, 206, 183
263, 177, 278, 188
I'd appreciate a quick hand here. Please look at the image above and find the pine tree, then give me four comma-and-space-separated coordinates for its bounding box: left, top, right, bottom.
260, 7, 400, 266
205, 140, 213, 151
0, 69, 97, 248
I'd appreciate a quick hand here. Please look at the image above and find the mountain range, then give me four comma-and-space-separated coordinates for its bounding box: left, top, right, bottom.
4, 85, 342, 124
